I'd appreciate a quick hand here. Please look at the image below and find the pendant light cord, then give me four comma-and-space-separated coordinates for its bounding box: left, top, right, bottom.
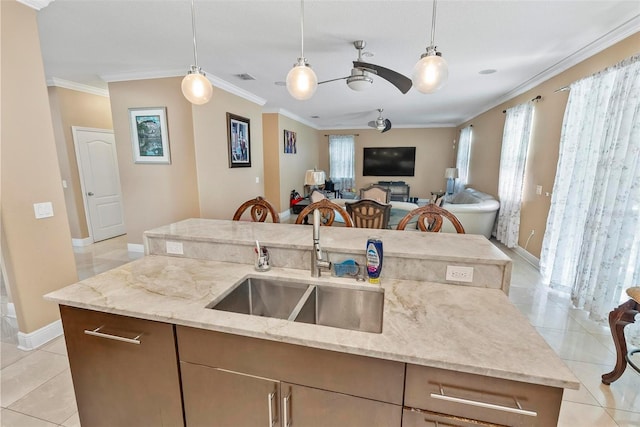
190, 0, 199, 67
430, 0, 437, 47
299, 0, 305, 58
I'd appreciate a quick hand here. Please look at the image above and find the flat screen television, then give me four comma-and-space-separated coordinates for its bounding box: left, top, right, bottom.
363, 147, 416, 176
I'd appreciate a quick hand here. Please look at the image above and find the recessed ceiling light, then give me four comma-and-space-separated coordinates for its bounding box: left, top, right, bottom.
274, 81, 286, 86
310, 115, 320, 119
479, 69, 497, 75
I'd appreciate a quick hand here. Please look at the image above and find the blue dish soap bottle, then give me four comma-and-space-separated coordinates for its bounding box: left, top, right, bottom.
366, 236, 383, 285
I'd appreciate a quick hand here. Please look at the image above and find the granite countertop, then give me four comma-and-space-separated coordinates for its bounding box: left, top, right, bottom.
45, 255, 578, 390
145, 218, 512, 266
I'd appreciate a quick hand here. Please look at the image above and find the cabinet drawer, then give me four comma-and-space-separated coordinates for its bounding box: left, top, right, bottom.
404, 364, 562, 427
60, 305, 183, 427
403, 408, 506, 427
176, 326, 405, 405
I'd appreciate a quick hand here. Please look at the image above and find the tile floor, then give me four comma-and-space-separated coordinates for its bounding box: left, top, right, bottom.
1, 234, 639, 426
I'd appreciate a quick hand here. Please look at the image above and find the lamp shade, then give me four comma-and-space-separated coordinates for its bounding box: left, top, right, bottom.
182, 69, 213, 105
286, 60, 318, 100
412, 53, 449, 94
304, 169, 326, 186
444, 168, 458, 179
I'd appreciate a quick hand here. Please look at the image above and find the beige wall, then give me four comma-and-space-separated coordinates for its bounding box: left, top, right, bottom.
263, 114, 281, 210
48, 87, 113, 239
192, 87, 265, 219
459, 32, 640, 258
108, 77, 200, 244
1, 1, 78, 333
318, 128, 457, 199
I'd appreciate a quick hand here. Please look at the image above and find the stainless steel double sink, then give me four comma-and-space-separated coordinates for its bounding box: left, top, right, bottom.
207, 277, 384, 333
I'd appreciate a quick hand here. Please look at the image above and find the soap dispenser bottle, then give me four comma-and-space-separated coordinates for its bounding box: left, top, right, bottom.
366, 236, 383, 284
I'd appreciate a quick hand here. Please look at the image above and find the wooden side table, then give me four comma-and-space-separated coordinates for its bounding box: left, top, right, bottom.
602, 288, 640, 384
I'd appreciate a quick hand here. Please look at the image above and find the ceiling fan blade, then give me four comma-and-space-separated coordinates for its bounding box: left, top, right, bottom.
381, 119, 392, 133
318, 76, 349, 85
353, 61, 412, 94
367, 120, 377, 128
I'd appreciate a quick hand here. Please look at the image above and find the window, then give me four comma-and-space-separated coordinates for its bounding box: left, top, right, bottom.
455, 126, 472, 193
329, 135, 355, 191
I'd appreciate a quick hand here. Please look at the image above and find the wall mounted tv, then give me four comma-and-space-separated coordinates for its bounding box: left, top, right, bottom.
363, 146, 416, 176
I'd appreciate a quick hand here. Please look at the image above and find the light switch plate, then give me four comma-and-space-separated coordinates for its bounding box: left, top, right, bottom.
166, 241, 184, 255
536, 185, 543, 195
446, 265, 474, 283
34, 202, 54, 219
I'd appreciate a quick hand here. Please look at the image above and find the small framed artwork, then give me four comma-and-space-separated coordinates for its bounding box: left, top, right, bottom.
227, 113, 251, 168
284, 129, 297, 154
129, 107, 171, 164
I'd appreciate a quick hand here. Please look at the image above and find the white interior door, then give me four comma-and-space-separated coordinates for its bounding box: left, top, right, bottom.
73, 127, 126, 242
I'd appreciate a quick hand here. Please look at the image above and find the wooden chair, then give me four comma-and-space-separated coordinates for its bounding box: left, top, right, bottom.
396, 204, 465, 233
602, 286, 640, 384
232, 196, 280, 223
359, 184, 391, 203
346, 199, 391, 229
294, 199, 353, 227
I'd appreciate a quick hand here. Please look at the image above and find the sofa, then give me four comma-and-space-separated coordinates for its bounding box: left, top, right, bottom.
441, 188, 500, 238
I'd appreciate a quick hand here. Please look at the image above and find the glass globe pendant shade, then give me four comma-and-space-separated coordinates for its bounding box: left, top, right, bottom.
181, 67, 213, 105
412, 50, 449, 94
286, 59, 318, 100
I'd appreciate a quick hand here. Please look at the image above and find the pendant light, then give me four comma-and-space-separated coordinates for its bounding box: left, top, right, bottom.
412, 0, 448, 94
181, 0, 213, 105
286, 0, 317, 100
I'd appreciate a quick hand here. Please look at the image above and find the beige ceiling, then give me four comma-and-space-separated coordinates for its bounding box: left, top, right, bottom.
36, 0, 640, 129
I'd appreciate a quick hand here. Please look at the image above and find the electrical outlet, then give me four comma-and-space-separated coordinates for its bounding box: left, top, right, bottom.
33, 202, 54, 219
446, 266, 474, 283
166, 241, 184, 255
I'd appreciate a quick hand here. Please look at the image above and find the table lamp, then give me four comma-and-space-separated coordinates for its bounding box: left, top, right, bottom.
445, 168, 458, 195
304, 169, 326, 195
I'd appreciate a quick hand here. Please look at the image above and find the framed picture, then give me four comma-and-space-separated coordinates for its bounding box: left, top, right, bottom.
284, 129, 297, 154
227, 113, 251, 168
129, 107, 171, 164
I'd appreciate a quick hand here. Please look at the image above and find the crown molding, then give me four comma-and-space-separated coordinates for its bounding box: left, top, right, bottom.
17, 0, 54, 10
47, 77, 110, 97
318, 122, 457, 131
457, 13, 640, 126
101, 69, 267, 106
262, 108, 319, 129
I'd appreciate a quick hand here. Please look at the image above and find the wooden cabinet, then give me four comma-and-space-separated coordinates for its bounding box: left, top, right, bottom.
177, 326, 404, 426
403, 364, 562, 427
60, 305, 183, 427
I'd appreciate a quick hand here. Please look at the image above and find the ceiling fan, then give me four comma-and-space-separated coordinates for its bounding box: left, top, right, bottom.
368, 109, 392, 133
319, 41, 412, 94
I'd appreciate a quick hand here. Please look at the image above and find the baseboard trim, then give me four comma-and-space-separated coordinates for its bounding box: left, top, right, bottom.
17, 319, 63, 351
128, 243, 145, 253
71, 237, 93, 247
279, 209, 291, 220
514, 246, 540, 268
6, 302, 16, 318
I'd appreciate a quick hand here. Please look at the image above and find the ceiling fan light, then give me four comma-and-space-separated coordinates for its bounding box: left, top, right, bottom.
286, 58, 318, 100
182, 66, 213, 105
346, 75, 373, 91
412, 49, 449, 94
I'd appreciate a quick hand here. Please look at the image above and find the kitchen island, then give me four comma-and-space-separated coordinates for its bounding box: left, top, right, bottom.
45, 219, 578, 426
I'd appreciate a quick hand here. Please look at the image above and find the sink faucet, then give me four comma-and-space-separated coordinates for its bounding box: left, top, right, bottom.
311, 209, 331, 277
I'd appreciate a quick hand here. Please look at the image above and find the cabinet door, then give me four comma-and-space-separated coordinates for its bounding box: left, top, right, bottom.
281, 382, 401, 427
60, 305, 183, 427
181, 362, 280, 427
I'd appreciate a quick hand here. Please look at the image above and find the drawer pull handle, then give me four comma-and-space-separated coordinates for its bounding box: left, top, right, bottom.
430, 385, 537, 417
268, 391, 276, 427
84, 326, 142, 345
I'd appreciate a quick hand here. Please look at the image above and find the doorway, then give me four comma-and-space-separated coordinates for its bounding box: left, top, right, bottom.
72, 127, 126, 242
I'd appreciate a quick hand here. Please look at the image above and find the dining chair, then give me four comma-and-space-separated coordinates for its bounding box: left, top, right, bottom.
396, 204, 465, 233
294, 199, 354, 227
346, 199, 391, 229
232, 196, 280, 223
359, 184, 391, 203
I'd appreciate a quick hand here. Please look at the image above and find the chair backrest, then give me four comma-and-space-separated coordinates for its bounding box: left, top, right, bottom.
359, 185, 391, 204
232, 196, 280, 223
346, 199, 391, 229
294, 199, 353, 227
396, 204, 465, 233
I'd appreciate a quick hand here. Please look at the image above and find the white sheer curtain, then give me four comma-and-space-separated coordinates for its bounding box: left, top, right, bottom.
328, 135, 355, 191
540, 55, 640, 322
495, 103, 534, 247
454, 126, 472, 193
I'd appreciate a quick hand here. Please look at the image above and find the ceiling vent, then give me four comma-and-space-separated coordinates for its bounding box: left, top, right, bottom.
235, 73, 256, 81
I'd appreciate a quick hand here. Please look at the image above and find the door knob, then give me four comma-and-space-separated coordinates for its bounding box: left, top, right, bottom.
87, 192, 94, 196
